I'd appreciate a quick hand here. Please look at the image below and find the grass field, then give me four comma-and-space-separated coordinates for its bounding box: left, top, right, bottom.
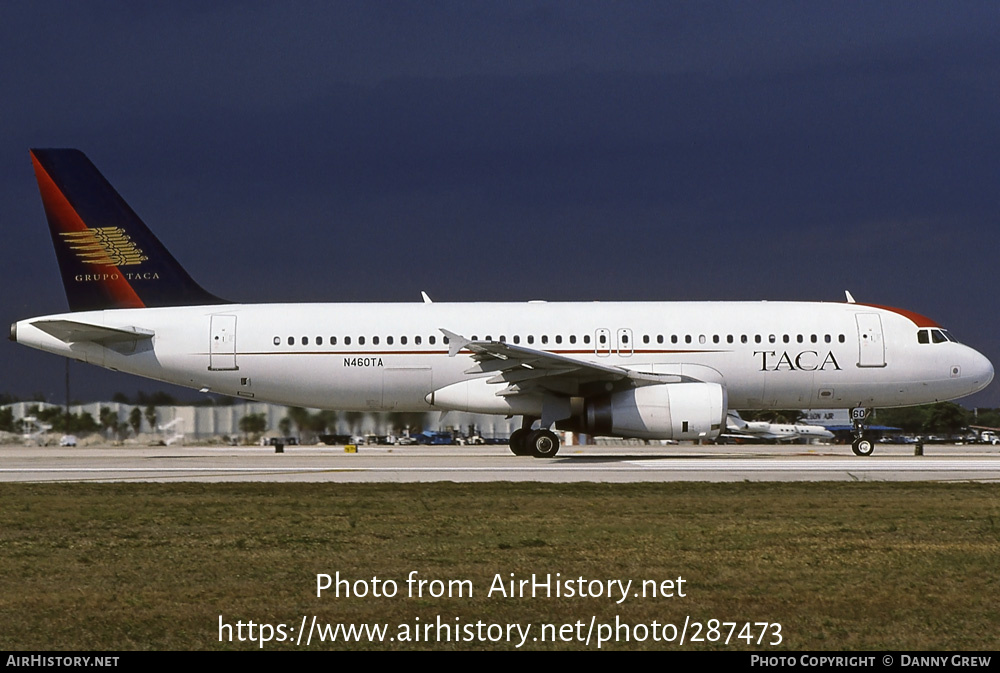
1, 482, 998, 651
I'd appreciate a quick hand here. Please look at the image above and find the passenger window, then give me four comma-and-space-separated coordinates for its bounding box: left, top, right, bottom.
373, 336, 379, 345
359, 336, 366, 345
414, 336, 420, 345
389, 336, 395, 345
542, 335, 549, 344
429, 336, 436, 345
698, 335, 705, 344
443, 336, 449, 345
302, 336, 309, 346
288, 336, 294, 346
811, 334, 818, 343
685, 335, 692, 344
672, 335, 678, 344
825, 335, 831, 343
713, 335, 719, 344
741, 335, 748, 344
769, 335, 776, 344
755, 335, 762, 344
317, 336, 323, 346
584, 335, 591, 344
570, 335, 577, 344
556, 335, 563, 344
839, 334, 845, 343
657, 335, 664, 344
332, 336, 337, 345
513, 336, 521, 344
273, 336, 280, 346
345, 337, 351, 345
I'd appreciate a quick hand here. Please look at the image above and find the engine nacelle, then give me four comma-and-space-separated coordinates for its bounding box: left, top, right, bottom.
559, 382, 726, 440
425, 378, 542, 416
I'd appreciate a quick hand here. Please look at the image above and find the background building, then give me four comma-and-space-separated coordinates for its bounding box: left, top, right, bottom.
1, 400, 517, 444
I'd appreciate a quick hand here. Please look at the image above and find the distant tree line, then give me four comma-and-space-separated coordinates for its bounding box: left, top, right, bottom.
874, 402, 995, 436
0, 405, 100, 435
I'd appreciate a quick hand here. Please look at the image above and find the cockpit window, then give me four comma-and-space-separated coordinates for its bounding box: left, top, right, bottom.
920, 328, 958, 344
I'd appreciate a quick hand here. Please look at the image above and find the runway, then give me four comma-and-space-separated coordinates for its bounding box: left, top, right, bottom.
2, 442, 999, 483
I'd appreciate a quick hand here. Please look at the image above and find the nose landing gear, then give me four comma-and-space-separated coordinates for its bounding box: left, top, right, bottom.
850, 406, 875, 456
852, 436, 875, 456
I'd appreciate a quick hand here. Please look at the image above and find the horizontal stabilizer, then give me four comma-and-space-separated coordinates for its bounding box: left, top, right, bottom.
31, 319, 154, 345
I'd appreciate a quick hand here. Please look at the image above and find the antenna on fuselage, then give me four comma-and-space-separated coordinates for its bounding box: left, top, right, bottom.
845, 290, 856, 304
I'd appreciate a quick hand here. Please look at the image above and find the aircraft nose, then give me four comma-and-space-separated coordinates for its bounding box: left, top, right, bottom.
966, 347, 994, 392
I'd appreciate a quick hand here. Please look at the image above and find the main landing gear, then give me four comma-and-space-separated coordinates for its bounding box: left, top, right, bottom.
508, 418, 560, 458
850, 406, 875, 457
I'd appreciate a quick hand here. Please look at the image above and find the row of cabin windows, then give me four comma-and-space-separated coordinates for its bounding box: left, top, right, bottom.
273, 333, 848, 347
642, 333, 847, 345
274, 335, 443, 347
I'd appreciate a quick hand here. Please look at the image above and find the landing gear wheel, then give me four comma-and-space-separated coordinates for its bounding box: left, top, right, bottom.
527, 429, 560, 458
508, 428, 531, 456
852, 437, 875, 456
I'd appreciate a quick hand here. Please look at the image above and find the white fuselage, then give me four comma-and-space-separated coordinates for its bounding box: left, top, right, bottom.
13, 300, 993, 422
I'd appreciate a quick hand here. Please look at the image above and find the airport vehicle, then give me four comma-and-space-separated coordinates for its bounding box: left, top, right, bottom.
415, 430, 456, 445
969, 427, 1000, 445
723, 411, 835, 443
10, 149, 994, 458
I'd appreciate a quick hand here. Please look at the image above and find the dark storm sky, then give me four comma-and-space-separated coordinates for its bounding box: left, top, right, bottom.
1, 2, 998, 406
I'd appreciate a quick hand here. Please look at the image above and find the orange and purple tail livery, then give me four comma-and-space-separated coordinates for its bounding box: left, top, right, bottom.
30, 149, 225, 311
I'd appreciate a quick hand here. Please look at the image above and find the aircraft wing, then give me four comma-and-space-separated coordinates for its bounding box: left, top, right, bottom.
440, 329, 687, 397
30, 319, 154, 345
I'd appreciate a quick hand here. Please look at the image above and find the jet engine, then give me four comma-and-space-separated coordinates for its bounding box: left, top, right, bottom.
558, 382, 726, 441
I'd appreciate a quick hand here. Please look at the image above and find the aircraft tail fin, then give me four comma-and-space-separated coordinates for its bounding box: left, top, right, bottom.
29, 148, 227, 311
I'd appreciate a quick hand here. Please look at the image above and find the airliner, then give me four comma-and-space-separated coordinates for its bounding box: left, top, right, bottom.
10, 149, 994, 457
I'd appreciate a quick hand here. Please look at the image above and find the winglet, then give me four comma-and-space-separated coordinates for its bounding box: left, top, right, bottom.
440, 328, 470, 357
